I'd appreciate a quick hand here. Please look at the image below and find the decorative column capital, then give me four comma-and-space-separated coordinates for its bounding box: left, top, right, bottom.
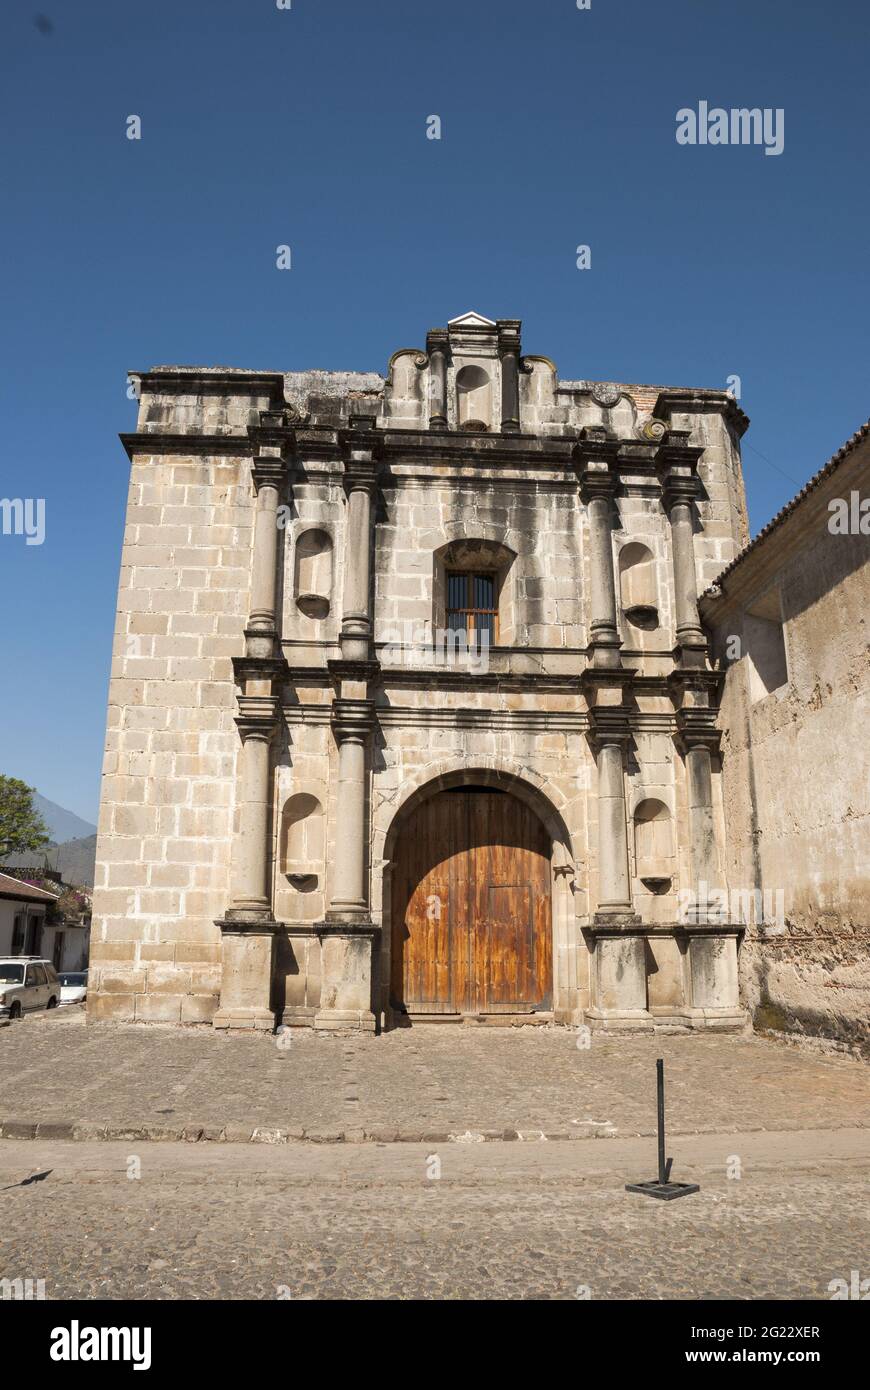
327, 657, 380, 685
251, 455, 290, 494
232, 654, 289, 687
331, 697, 376, 745
657, 431, 704, 513
575, 428, 621, 502
426, 328, 449, 353
339, 428, 382, 495
585, 705, 634, 752
674, 708, 722, 757
497, 321, 522, 367
234, 693, 282, 742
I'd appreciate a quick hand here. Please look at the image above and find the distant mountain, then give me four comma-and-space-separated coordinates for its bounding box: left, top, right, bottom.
45, 834, 98, 889
1, 833, 97, 889
33, 794, 97, 845
0, 792, 98, 889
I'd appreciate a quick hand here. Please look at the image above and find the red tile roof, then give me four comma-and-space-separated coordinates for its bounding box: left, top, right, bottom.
704, 417, 870, 595
0, 871, 60, 903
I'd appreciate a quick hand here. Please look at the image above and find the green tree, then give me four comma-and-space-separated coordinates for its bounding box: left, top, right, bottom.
0, 777, 51, 857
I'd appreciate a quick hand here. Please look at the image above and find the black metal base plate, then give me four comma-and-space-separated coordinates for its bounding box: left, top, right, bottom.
625, 1180, 700, 1201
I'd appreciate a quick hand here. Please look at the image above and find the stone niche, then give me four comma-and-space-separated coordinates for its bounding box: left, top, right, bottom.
455, 364, 493, 431
278, 792, 325, 915
294, 527, 334, 621
274, 791, 326, 1026
618, 541, 660, 643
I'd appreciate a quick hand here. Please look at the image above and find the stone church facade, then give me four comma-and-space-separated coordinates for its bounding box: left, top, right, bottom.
90, 310, 762, 1035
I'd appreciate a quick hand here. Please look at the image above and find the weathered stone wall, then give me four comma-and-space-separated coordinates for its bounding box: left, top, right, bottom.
706, 437, 870, 1052
90, 446, 254, 1023
92, 322, 752, 1030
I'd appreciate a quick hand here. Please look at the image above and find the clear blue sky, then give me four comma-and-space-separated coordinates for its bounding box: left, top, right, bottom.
1, 0, 867, 823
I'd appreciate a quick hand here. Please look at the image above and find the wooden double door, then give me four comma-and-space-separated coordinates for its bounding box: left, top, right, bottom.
391, 789, 552, 1016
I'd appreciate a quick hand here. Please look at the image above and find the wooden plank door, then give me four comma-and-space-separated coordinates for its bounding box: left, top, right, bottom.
392, 790, 552, 1016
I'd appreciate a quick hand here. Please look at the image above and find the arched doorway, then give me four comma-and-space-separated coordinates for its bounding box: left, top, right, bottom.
390, 785, 553, 1017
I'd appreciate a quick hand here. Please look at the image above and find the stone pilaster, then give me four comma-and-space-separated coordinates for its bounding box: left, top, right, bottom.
577, 428, 623, 669
315, 696, 379, 1033
498, 319, 521, 433
658, 430, 707, 668
670, 680, 726, 923
214, 415, 292, 1031
214, 695, 282, 1031
670, 676, 747, 1031
583, 680, 652, 1033
426, 328, 449, 431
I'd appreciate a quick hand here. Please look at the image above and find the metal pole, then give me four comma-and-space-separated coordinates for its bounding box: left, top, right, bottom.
657, 1057, 666, 1185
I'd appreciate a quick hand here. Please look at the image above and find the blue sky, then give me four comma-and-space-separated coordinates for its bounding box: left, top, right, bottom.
1, 0, 867, 822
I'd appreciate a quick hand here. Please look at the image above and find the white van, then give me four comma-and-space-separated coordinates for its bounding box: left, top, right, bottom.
0, 957, 61, 1020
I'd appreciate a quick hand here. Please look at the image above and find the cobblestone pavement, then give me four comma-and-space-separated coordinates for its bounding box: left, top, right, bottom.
1, 1130, 868, 1299
1, 1009, 868, 1142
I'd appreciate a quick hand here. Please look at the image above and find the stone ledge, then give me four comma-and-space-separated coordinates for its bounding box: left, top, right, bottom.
0, 1118, 626, 1146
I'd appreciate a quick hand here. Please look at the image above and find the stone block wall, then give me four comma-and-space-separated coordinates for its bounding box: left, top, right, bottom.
705, 433, 870, 1052
89, 448, 254, 1023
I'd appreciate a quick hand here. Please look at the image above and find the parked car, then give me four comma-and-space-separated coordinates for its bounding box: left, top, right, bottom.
58, 970, 88, 1006
0, 958, 61, 1020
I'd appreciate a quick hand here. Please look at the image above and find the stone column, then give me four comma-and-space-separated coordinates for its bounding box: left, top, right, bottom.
247, 457, 284, 655
326, 701, 371, 917
577, 428, 622, 669
498, 319, 521, 433
426, 329, 449, 431
315, 699, 379, 1033
596, 739, 634, 916
339, 437, 380, 662
659, 433, 706, 667
214, 697, 281, 1031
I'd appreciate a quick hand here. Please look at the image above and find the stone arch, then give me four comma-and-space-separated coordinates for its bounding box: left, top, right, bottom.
376, 762, 582, 1026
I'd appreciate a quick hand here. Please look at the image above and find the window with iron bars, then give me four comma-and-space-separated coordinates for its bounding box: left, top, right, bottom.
446, 571, 498, 650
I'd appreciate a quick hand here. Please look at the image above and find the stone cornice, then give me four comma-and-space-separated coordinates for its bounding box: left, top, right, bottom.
120, 432, 256, 461
130, 369, 286, 400
120, 424, 671, 482
654, 388, 750, 438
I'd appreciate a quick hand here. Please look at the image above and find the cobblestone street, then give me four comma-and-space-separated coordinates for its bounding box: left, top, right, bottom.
1, 1129, 868, 1300
2, 1011, 868, 1143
